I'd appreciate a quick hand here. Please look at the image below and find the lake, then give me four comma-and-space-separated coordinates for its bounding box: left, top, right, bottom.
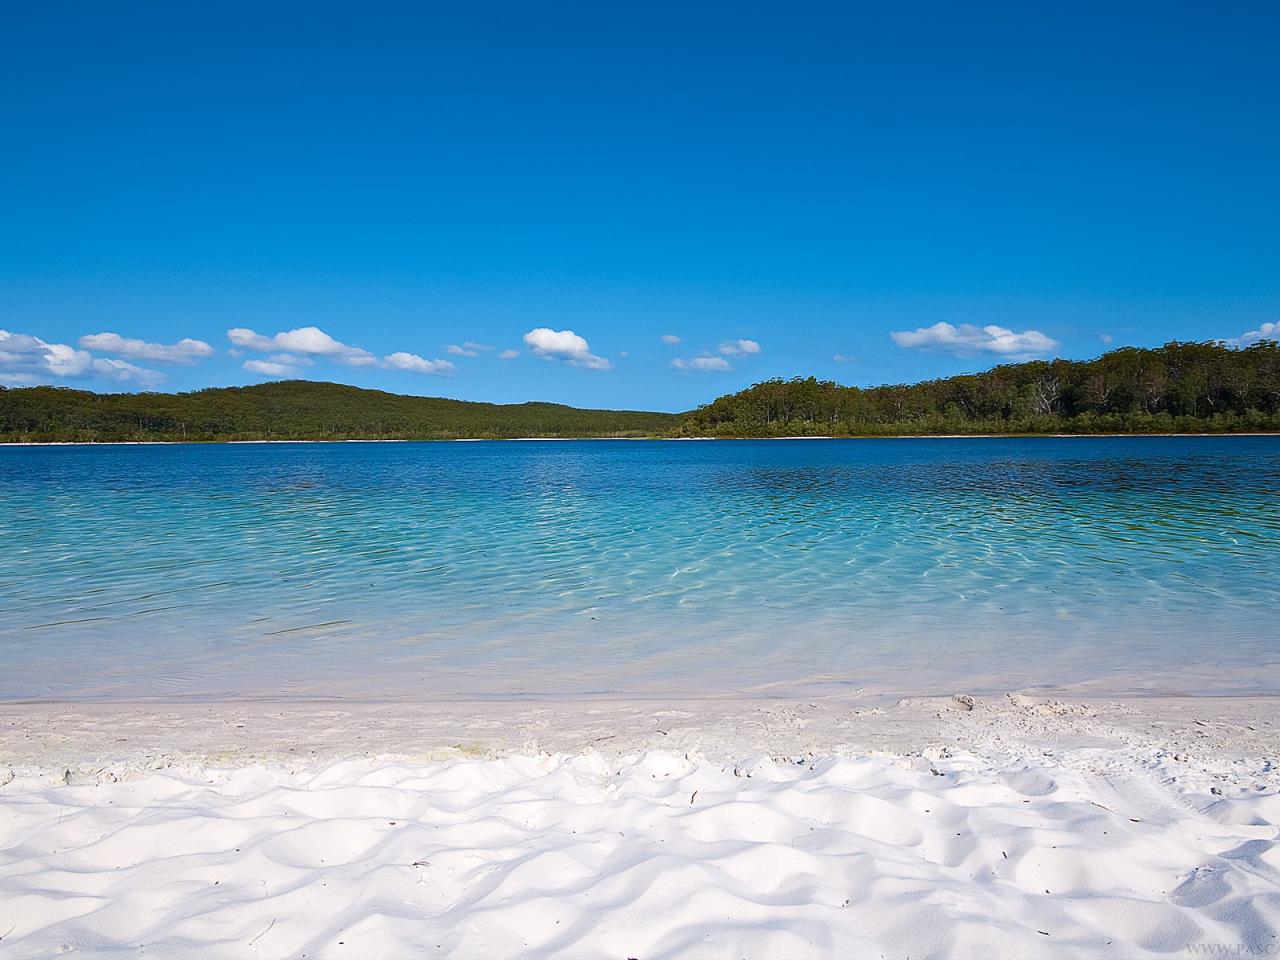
2, 437, 1277, 701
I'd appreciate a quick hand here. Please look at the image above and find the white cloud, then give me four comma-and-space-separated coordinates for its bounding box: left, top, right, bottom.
661, 334, 682, 345
671, 356, 732, 372
244, 359, 299, 377
890, 322, 1057, 357
228, 326, 376, 366
92, 357, 165, 387
267, 352, 312, 366
0, 329, 163, 386
447, 341, 496, 358
79, 332, 214, 364
0, 330, 93, 379
522, 328, 611, 370
383, 352, 456, 375
1099, 333, 1114, 344
231, 327, 460, 376
719, 339, 761, 356
227, 327, 276, 351
498, 349, 519, 360
451, 340, 494, 357
277, 327, 376, 366
832, 353, 856, 363
273, 327, 344, 354
41, 341, 94, 377
1223, 322, 1279, 348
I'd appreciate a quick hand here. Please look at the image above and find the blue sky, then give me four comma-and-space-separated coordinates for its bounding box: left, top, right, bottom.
3, 2, 1278, 411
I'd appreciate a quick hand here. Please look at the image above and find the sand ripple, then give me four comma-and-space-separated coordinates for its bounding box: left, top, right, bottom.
1, 750, 1277, 958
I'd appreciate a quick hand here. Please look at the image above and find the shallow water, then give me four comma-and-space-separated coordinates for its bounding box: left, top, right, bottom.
2, 437, 1278, 700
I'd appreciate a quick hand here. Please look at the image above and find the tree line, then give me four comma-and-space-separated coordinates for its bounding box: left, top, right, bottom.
0, 379, 676, 441
679, 341, 1280, 436
2, 341, 1277, 442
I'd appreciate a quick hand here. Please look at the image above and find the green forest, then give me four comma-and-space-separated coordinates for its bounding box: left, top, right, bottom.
0, 379, 676, 441
679, 340, 1280, 437
1, 340, 1277, 441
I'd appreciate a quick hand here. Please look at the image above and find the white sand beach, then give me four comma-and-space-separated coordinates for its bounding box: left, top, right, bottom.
1, 693, 1277, 958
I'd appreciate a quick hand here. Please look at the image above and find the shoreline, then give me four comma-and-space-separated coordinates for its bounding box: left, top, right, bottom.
3, 431, 1280, 446
5, 691, 1277, 775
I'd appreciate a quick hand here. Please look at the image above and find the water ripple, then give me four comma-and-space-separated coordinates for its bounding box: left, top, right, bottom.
1, 437, 1277, 700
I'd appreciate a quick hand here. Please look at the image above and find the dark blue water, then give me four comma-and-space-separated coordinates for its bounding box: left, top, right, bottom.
2, 437, 1277, 700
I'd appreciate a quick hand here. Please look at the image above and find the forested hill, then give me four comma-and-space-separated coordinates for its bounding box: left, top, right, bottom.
678, 341, 1280, 436
3, 341, 1278, 442
0, 380, 677, 441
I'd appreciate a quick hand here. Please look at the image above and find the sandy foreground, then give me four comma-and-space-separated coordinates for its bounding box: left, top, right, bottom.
1, 693, 1277, 958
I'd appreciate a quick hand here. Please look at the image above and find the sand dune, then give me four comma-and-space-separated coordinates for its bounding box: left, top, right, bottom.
2, 743, 1277, 958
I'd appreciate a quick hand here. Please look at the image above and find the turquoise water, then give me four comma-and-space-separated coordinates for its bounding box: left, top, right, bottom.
2, 437, 1278, 701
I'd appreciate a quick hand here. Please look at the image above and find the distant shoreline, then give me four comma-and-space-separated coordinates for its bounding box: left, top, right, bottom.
3, 431, 1280, 446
